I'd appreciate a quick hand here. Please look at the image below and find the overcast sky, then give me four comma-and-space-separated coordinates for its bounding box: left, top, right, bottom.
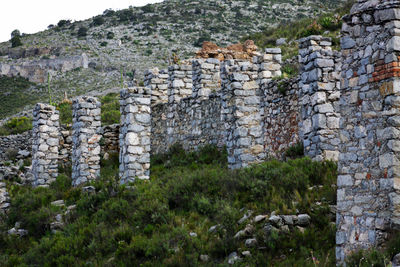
0, 0, 163, 42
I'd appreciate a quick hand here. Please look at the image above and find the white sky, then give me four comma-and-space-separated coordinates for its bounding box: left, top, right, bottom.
0, 0, 163, 42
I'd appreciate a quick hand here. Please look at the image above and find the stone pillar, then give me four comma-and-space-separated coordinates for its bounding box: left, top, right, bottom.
298, 36, 341, 161
222, 61, 265, 169
119, 88, 151, 183
192, 58, 221, 99
168, 63, 193, 104
257, 48, 282, 86
32, 103, 60, 187
337, 1, 400, 263
144, 68, 169, 105
71, 97, 101, 186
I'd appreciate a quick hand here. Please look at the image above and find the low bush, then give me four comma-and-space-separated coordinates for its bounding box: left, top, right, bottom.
0, 116, 32, 136
100, 93, 120, 125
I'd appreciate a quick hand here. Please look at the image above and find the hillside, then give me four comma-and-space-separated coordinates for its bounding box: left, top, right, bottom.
0, 0, 348, 119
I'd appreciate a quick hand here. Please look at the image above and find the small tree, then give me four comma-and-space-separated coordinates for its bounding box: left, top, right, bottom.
10, 29, 22, 48
77, 27, 88, 37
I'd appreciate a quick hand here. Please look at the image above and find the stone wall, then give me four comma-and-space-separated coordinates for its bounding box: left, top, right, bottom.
336, 0, 400, 263
298, 36, 341, 161
144, 68, 168, 105
0, 131, 31, 161
222, 61, 266, 169
71, 97, 101, 186
168, 63, 193, 103
119, 88, 151, 183
192, 58, 221, 99
262, 78, 300, 158
31, 103, 60, 187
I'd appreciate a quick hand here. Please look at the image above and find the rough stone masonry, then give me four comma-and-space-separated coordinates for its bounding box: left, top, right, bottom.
119, 88, 151, 183
337, 0, 400, 264
31, 103, 60, 187
298, 36, 341, 162
221, 60, 266, 169
71, 97, 101, 186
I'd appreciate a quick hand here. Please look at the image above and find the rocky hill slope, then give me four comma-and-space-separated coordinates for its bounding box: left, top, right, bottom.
0, 0, 347, 119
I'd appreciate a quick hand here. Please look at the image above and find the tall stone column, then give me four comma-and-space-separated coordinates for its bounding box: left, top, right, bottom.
222, 61, 265, 169
337, 0, 400, 263
298, 36, 341, 161
119, 88, 151, 183
192, 58, 221, 99
71, 96, 101, 186
144, 68, 169, 105
32, 103, 60, 187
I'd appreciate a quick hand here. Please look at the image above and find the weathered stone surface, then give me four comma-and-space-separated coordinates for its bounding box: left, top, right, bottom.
120, 88, 151, 183
72, 96, 101, 186
32, 103, 59, 187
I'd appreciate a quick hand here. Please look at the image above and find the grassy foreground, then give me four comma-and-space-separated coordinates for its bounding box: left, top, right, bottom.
0, 145, 340, 266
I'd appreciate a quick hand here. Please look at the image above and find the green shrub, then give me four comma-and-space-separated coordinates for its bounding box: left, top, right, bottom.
77, 27, 88, 37
285, 142, 304, 159
100, 93, 120, 125
57, 102, 72, 124
106, 31, 115, 39
100, 41, 108, 47
0, 116, 32, 136
10, 35, 22, 48
92, 16, 105, 26
57, 20, 71, 28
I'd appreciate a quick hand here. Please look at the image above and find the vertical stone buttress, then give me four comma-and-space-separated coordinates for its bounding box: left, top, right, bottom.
222, 60, 265, 169
32, 103, 60, 187
119, 88, 151, 183
144, 68, 169, 105
337, 0, 400, 263
192, 58, 221, 99
166, 63, 193, 147
298, 36, 341, 161
71, 97, 101, 186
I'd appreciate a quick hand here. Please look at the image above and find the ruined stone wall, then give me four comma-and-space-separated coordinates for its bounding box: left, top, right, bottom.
0, 131, 32, 161
221, 60, 266, 169
71, 97, 101, 186
168, 63, 193, 103
192, 58, 221, 99
144, 68, 169, 105
31, 104, 60, 187
336, 0, 400, 263
119, 88, 151, 183
151, 60, 224, 154
262, 78, 300, 158
298, 36, 341, 161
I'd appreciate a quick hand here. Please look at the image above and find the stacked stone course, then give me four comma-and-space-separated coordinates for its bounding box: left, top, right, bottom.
168, 63, 193, 103
192, 58, 221, 99
144, 68, 169, 105
298, 36, 341, 162
119, 88, 151, 184
31, 103, 60, 187
263, 78, 300, 158
71, 97, 101, 186
222, 61, 265, 169
336, 0, 400, 263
